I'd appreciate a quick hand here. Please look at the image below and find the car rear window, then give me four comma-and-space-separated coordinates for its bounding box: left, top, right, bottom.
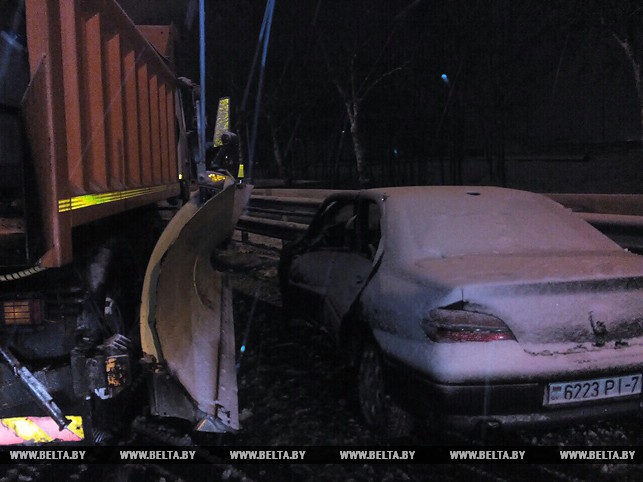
384, 188, 620, 258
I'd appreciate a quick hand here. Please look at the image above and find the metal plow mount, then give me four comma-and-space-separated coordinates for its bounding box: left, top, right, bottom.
141, 182, 251, 432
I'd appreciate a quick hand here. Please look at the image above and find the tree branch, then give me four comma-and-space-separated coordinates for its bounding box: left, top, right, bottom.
357, 27, 398, 96
611, 29, 631, 54
316, 31, 349, 100
359, 63, 407, 102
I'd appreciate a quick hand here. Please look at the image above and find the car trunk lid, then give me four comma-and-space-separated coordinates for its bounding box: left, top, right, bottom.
415, 250, 643, 350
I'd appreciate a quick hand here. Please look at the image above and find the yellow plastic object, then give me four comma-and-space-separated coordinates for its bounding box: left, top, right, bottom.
0, 416, 84, 444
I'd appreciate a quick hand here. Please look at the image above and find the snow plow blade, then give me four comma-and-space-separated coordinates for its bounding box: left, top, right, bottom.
140, 180, 251, 432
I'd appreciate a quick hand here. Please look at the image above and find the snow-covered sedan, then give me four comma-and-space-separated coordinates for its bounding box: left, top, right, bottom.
279, 186, 643, 436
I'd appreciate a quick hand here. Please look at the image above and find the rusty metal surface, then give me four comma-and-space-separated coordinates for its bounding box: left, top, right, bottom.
22, 0, 182, 267
138, 25, 177, 69
22, 57, 71, 267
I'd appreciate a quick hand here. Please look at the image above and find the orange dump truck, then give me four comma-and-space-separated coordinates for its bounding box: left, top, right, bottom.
0, 0, 240, 443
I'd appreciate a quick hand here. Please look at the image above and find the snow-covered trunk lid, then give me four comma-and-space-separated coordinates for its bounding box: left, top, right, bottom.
415, 251, 643, 351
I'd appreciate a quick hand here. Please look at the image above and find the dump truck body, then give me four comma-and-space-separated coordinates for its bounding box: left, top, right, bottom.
18, 0, 184, 268
0, 0, 239, 443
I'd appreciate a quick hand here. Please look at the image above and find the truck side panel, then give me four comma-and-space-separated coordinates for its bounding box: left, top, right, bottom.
23, 0, 181, 267
23, 0, 70, 268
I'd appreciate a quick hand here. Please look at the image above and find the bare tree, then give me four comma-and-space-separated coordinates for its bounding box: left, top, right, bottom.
596, 0, 643, 137
314, 1, 412, 187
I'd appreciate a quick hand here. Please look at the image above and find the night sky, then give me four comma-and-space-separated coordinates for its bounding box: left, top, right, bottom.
11, 0, 643, 191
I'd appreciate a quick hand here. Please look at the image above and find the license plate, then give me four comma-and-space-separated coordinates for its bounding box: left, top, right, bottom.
546, 374, 642, 406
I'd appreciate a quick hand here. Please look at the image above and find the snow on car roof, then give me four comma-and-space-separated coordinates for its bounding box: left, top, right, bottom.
369, 186, 620, 259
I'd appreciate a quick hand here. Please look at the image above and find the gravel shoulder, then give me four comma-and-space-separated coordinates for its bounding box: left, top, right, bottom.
220, 234, 643, 482
2, 233, 643, 482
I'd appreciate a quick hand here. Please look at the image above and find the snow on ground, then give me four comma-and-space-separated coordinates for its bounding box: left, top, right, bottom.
218, 234, 643, 482
2, 233, 643, 482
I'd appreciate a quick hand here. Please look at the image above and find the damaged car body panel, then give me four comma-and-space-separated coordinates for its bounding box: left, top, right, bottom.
141, 180, 251, 432
284, 191, 382, 336
281, 186, 643, 431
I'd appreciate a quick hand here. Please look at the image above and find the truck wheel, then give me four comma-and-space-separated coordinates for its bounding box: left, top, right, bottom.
357, 338, 413, 438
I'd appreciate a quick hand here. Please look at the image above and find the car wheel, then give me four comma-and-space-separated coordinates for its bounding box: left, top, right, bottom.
357, 338, 413, 438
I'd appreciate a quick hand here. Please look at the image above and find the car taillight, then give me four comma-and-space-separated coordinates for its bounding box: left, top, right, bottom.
422, 307, 515, 343
0, 299, 44, 325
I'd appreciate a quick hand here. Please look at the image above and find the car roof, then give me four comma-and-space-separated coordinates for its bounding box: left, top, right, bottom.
364, 185, 522, 199
356, 186, 621, 258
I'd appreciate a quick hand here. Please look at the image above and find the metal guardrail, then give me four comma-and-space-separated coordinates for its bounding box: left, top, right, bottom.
547, 194, 643, 252
237, 194, 322, 240
236, 189, 643, 252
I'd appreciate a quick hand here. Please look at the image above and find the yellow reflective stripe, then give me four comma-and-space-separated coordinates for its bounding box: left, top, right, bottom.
58, 199, 72, 212
213, 96, 230, 147
65, 416, 84, 440
2, 418, 52, 443
58, 185, 170, 213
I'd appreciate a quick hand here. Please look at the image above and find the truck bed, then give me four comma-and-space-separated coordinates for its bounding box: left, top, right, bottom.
12, 0, 184, 268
